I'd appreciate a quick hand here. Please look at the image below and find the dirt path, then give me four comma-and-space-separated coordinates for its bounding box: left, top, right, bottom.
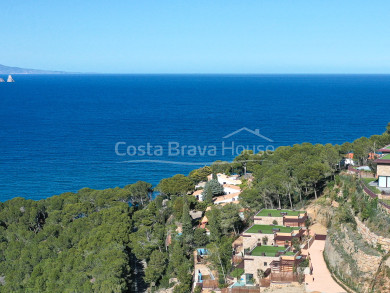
305, 240, 346, 293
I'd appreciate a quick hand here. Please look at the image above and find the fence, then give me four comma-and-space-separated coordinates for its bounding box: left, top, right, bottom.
359, 179, 390, 210
348, 166, 374, 178
270, 272, 298, 283
348, 166, 390, 211
260, 278, 271, 287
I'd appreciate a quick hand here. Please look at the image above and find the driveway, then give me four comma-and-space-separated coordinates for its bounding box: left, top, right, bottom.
305, 240, 346, 293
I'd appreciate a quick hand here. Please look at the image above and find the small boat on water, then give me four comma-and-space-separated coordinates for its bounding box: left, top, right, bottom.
0, 78, 5, 82
7, 75, 15, 82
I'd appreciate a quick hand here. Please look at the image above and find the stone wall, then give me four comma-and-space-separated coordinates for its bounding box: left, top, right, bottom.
355, 216, 390, 252
244, 255, 278, 283
377, 164, 390, 176
324, 224, 382, 292
242, 233, 274, 250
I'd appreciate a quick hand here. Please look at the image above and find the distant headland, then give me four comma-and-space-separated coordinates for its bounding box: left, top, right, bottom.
0, 64, 70, 74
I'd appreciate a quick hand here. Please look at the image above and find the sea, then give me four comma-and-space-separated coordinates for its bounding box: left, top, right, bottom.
1, 74, 390, 202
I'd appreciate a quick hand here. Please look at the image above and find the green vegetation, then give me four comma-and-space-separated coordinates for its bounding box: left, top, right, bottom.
0, 188, 133, 292
256, 209, 305, 217
245, 224, 300, 234
250, 245, 288, 256
202, 179, 224, 204
1, 123, 390, 292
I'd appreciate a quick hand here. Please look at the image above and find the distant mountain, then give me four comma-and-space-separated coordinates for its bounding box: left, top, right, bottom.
0, 64, 69, 74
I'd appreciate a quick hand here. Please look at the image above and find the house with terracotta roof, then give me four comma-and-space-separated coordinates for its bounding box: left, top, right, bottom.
223, 184, 241, 194
214, 192, 240, 205
192, 189, 204, 201
199, 215, 208, 229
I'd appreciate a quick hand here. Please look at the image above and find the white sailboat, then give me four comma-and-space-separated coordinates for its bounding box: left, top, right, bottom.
7, 75, 15, 82
0, 78, 5, 82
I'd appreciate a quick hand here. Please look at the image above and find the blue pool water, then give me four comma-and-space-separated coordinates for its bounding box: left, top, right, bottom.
1, 74, 390, 201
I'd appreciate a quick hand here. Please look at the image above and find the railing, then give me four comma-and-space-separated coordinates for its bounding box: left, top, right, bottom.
359, 179, 390, 210
302, 236, 315, 249
348, 167, 390, 211
270, 272, 298, 283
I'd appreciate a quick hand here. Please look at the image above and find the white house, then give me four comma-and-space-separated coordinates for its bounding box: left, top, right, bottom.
214, 192, 240, 205
207, 173, 242, 186
223, 184, 241, 194
192, 189, 204, 201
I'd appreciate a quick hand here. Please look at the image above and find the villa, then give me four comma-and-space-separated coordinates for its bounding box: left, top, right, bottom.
192, 189, 204, 201
228, 209, 311, 289
223, 184, 241, 194
207, 173, 242, 185
241, 246, 306, 284
253, 209, 308, 227
214, 192, 240, 205
244, 246, 294, 279
375, 146, 390, 188
241, 224, 304, 249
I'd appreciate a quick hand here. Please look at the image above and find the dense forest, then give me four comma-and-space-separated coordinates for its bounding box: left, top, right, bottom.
1, 123, 389, 292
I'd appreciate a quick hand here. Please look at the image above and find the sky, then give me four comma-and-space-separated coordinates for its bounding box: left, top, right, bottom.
1, 1, 390, 73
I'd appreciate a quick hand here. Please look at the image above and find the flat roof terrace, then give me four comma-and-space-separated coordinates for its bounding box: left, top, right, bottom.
250, 245, 294, 257
380, 154, 390, 160
256, 209, 306, 217
245, 224, 301, 234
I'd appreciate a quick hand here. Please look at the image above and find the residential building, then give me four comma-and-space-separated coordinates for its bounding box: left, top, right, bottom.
192, 189, 204, 201
243, 245, 300, 283
223, 184, 241, 194
207, 173, 242, 185
214, 192, 240, 205
253, 209, 307, 227
375, 148, 390, 188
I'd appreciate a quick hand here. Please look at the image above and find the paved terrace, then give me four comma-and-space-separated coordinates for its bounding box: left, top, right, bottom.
245, 224, 301, 234
256, 209, 306, 217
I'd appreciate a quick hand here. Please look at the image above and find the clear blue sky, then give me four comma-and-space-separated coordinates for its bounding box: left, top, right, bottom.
1, 1, 390, 73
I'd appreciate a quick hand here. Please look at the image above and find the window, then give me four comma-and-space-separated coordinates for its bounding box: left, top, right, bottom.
379, 176, 390, 188
264, 262, 267, 266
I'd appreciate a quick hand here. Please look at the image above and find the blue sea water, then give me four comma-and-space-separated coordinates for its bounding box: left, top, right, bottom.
1, 74, 390, 201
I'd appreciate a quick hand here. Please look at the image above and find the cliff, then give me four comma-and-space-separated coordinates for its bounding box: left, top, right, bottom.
319, 175, 390, 292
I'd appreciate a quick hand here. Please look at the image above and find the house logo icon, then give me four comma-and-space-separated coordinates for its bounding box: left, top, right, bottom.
223, 127, 273, 142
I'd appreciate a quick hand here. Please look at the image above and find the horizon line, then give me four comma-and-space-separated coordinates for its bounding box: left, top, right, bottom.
6, 72, 390, 75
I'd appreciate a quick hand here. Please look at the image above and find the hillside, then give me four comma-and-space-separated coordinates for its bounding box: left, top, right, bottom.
314, 175, 390, 292
0, 64, 67, 74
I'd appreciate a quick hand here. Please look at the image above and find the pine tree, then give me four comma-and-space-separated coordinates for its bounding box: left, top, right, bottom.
204, 186, 213, 204
181, 200, 193, 245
